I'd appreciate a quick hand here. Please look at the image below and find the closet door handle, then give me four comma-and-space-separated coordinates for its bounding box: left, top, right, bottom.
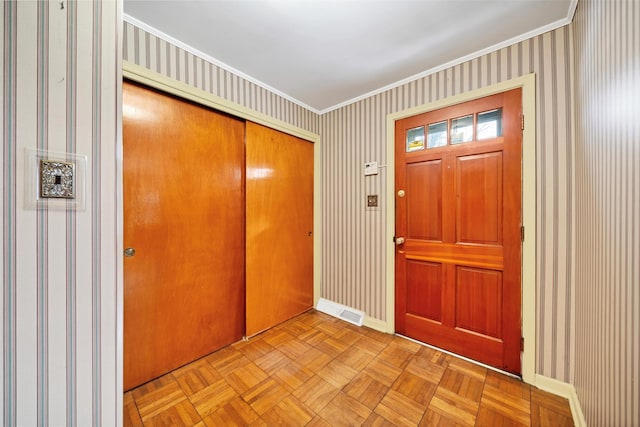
124, 247, 136, 257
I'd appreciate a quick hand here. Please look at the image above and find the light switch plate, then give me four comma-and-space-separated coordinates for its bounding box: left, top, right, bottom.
364, 161, 378, 176
40, 159, 75, 199
25, 148, 87, 210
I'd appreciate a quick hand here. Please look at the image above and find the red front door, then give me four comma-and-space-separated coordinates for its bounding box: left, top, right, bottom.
395, 89, 523, 374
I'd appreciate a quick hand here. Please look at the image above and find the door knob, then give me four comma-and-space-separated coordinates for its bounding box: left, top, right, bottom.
395, 237, 405, 245
124, 247, 136, 257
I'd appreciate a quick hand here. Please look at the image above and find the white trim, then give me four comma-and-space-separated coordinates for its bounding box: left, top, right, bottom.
124, 7, 576, 115
115, 2, 124, 426
385, 74, 537, 383
313, 132, 323, 309
122, 14, 318, 114
567, 0, 579, 22
123, 61, 319, 144
324, 14, 572, 114
534, 374, 587, 427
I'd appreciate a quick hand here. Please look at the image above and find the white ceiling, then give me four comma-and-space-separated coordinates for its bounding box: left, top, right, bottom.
124, 0, 576, 113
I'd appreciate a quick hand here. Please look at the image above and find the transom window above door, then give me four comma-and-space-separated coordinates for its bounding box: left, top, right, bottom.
405, 108, 503, 152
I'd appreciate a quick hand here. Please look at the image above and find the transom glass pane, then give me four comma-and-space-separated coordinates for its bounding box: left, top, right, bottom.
406, 126, 425, 152
451, 115, 473, 144
427, 121, 447, 148
477, 108, 503, 140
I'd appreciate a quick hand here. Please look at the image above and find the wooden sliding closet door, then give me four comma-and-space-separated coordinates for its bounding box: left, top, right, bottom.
245, 122, 314, 336
123, 81, 245, 390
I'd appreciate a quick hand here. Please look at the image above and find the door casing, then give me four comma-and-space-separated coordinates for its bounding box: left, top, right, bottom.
385, 74, 537, 383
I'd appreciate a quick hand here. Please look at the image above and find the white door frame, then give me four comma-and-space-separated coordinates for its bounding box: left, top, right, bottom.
384, 74, 537, 383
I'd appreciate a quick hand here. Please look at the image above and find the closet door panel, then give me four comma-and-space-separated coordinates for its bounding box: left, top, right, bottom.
246, 122, 314, 336
123, 81, 245, 390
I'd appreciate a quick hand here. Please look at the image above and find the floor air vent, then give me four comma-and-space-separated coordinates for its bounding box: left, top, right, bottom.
316, 298, 365, 326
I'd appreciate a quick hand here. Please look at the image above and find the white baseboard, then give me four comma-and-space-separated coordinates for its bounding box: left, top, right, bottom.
316, 298, 365, 326
534, 374, 587, 427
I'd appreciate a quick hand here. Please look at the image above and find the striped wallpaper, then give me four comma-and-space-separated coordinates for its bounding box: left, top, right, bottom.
1, 1, 120, 426
4, 2, 634, 423
320, 27, 576, 382
10, 1, 636, 424
123, 18, 576, 382
573, 0, 640, 425
122, 21, 319, 135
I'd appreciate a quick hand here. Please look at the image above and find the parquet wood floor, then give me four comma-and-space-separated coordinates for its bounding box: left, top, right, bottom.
124, 310, 573, 427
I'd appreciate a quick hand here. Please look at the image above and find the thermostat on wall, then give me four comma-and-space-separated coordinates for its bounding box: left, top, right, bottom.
364, 161, 378, 176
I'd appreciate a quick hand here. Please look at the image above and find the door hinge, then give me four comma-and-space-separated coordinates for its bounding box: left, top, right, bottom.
521, 114, 525, 131
520, 226, 525, 242
521, 337, 525, 351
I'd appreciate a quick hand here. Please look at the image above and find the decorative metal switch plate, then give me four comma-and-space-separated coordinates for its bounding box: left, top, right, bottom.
40, 159, 75, 199
25, 148, 86, 210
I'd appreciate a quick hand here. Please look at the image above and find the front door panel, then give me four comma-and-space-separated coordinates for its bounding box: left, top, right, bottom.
395, 89, 522, 374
